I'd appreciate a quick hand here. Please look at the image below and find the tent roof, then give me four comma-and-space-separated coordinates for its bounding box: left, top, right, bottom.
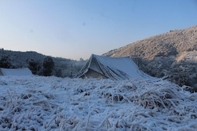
0, 68, 32, 76
76, 54, 158, 80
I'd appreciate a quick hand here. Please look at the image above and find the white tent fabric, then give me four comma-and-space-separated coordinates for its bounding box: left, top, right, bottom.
76, 54, 158, 80
0, 68, 32, 76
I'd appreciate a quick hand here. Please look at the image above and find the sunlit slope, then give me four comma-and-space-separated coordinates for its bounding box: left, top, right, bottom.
104, 25, 197, 60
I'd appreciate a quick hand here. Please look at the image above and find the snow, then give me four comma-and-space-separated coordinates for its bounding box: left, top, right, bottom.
0, 76, 197, 130
95, 55, 159, 80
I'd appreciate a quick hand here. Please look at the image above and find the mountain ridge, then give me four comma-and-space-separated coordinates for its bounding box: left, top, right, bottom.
103, 25, 197, 60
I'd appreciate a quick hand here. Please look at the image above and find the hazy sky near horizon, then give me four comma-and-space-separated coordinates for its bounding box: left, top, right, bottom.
0, 0, 197, 60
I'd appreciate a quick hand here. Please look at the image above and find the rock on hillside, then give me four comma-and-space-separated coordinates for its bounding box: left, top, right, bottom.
103, 25, 197, 92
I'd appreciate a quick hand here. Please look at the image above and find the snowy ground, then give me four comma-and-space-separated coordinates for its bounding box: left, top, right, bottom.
0, 76, 197, 131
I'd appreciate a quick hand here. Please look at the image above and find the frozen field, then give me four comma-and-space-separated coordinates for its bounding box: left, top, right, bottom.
0, 76, 197, 131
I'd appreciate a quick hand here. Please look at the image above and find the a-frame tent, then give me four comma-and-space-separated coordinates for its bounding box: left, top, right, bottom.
76, 54, 157, 80
0, 68, 32, 76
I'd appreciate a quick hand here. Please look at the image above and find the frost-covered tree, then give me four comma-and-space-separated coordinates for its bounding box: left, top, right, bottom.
42, 56, 54, 76
28, 59, 42, 75
54, 67, 62, 77
0, 56, 12, 68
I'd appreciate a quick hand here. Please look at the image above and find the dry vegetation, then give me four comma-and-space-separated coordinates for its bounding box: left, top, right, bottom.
104, 25, 197, 60
103, 25, 197, 91
0, 76, 197, 130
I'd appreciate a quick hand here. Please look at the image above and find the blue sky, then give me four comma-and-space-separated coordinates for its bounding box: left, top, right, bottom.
0, 0, 197, 60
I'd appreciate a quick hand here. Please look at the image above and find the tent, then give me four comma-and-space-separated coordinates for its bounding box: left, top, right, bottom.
76, 54, 158, 80
0, 68, 32, 76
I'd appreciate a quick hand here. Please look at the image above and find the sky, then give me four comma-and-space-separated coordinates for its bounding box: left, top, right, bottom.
0, 0, 197, 60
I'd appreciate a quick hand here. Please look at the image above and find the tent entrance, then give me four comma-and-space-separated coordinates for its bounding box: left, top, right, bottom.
81, 69, 108, 79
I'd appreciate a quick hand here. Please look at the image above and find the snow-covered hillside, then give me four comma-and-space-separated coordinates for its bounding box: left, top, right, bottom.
0, 76, 197, 130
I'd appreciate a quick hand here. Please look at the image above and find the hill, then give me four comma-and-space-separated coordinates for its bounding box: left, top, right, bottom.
103, 25, 197, 91
0, 49, 86, 77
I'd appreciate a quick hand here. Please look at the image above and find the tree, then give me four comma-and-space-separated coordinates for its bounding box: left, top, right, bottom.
0, 56, 12, 68
80, 58, 84, 61
28, 59, 41, 75
54, 68, 62, 77
42, 56, 54, 76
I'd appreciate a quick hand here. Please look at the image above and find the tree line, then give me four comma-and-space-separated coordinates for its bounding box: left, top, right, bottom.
0, 56, 55, 76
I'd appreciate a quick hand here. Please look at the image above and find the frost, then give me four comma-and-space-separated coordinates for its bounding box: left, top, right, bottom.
0, 76, 196, 130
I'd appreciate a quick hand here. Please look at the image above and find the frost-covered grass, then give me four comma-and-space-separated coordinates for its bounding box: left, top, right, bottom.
0, 76, 197, 131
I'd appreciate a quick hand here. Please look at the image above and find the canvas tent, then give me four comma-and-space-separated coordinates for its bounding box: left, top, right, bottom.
0, 68, 32, 76
76, 54, 158, 80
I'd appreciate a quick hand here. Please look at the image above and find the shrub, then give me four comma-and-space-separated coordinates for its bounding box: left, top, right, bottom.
42, 57, 54, 76
0, 56, 12, 68
28, 59, 42, 75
